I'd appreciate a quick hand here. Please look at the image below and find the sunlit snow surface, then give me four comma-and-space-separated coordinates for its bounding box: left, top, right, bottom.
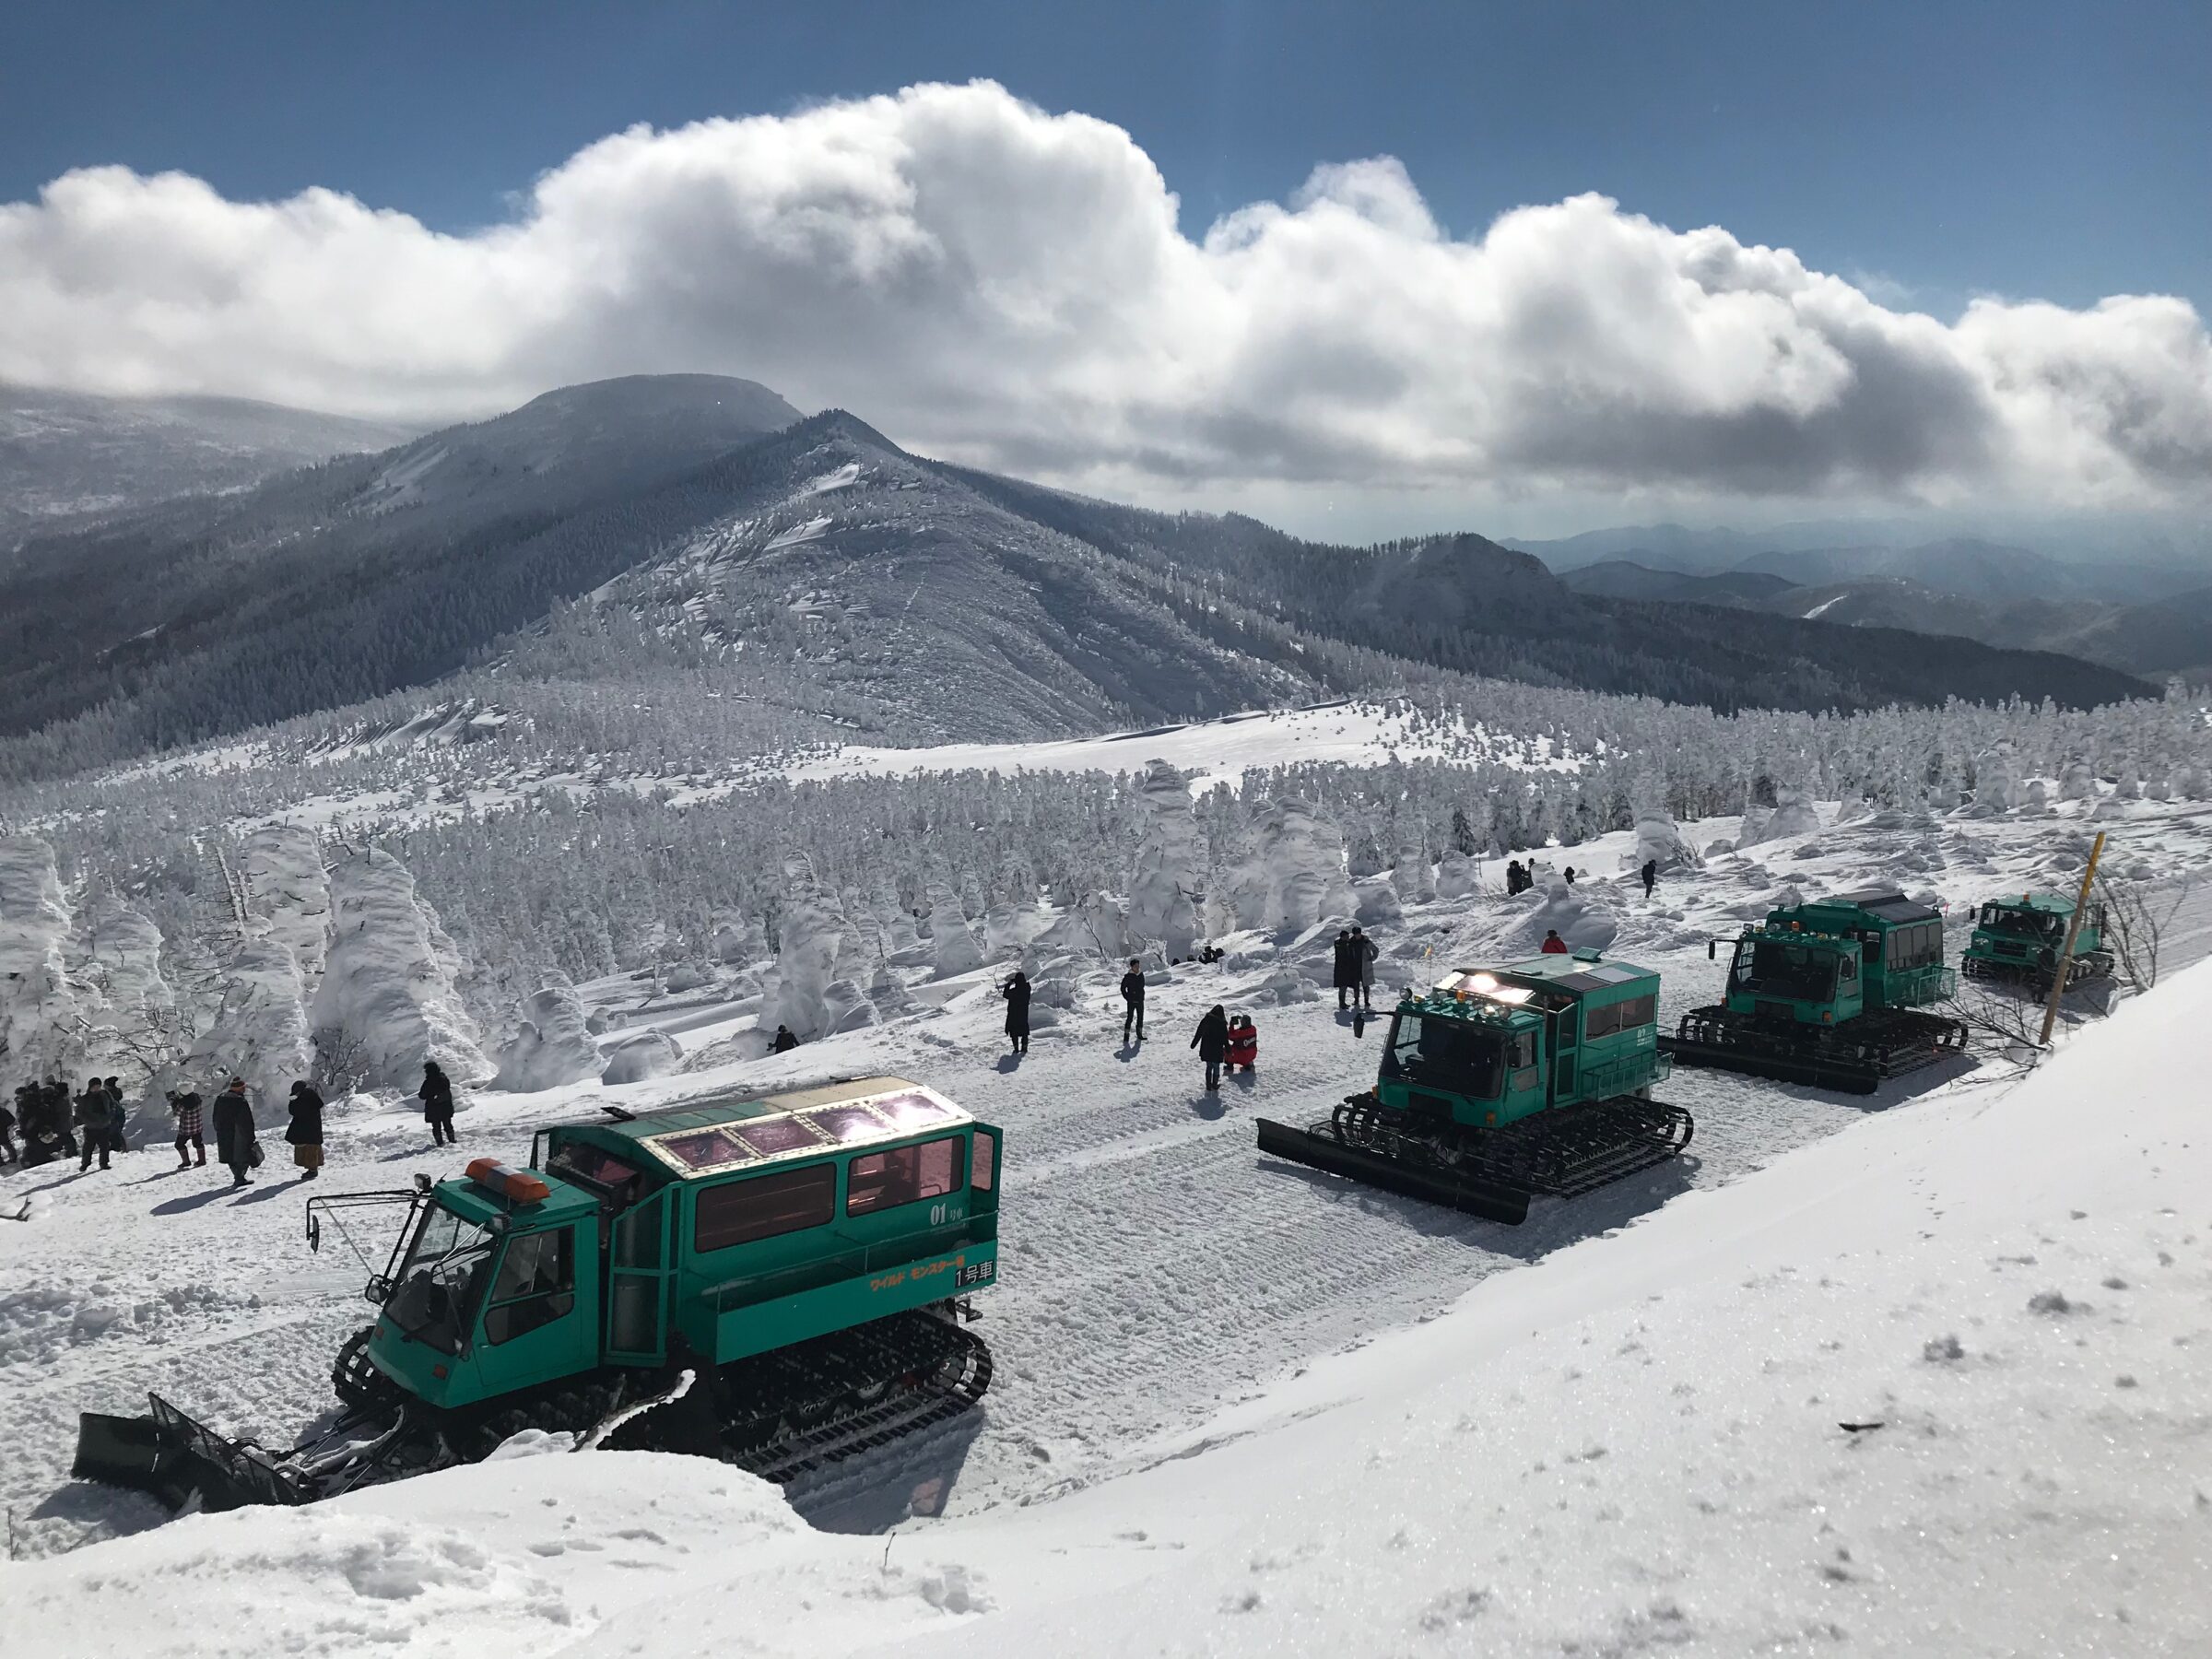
6, 723, 2212, 1653
787, 700, 1584, 794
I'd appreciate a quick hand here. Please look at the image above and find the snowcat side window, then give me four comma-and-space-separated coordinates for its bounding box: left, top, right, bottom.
1840, 954, 1857, 982
1612, 994, 1655, 1030
971, 1132, 995, 1193
846, 1135, 965, 1217
694, 1164, 836, 1252
1584, 1001, 1618, 1040
483, 1227, 576, 1345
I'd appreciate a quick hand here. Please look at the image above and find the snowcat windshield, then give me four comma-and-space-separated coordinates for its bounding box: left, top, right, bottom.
382, 1203, 496, 1355
1980, 905, 2058, 937
1383, 1012, 1505, 1099
1731, 938, 1840, 1003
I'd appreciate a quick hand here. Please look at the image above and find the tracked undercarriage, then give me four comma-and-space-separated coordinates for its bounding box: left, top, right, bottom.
1258, 1088, 1693, 1225
1660, 1005, 1970, 1094
75, 1305, 991, 1512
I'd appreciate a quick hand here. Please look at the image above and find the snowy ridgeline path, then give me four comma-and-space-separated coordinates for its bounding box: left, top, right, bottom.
5, 931, 2210, 1654
3, 794, 2212, 1609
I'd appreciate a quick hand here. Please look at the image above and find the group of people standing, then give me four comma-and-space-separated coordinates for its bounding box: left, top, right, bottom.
2, 1059, 459, 1190
3, 1077, 133, 1171
993, 954, 1263, 1094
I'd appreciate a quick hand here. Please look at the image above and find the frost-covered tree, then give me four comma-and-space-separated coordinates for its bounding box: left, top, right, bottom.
768, 853, 862, 1038
186, 936, 314, 1106
0, 834, 83, 1080
1127, 759, 1202, 957
241, 824, 332, 981
926, 880, 985, 979
73, 894, 181, 1079
312, 847, 488, 1088
491, 982, 603, 1091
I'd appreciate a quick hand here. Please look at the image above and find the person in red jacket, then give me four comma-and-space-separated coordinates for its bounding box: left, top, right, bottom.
1224, 1014, 1258, 1074
1539, 929, 1570, 954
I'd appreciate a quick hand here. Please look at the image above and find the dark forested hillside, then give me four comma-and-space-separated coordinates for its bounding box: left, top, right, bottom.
0, 377, 2158, 780
941, 468, 2154, 713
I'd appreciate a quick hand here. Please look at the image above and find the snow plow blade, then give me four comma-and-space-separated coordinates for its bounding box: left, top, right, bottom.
73, 1395, 316, 1512
1255, 1118, 1531, 1225
71, 1411, 194, 1510
1657, 1034, 1883, 1095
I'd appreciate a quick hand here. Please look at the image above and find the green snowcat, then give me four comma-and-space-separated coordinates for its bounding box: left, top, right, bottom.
74, 1077, 1002, 1511
1257, 951, 1693, 1224
1661, 888, 1967, 1093
1961, 891, 2112, 992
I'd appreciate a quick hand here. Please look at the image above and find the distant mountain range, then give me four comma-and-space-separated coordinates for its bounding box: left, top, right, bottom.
0, 376, 2162, 774
0, 381, 420, 541
1543, 533, 2212, 685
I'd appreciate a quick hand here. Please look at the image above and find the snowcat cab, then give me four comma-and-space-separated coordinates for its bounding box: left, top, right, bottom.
1258, 950, 1691, 1224
1663, 888, 1967, 1093
74, 1077, 1002, 1512
1962, 892, 2112, 992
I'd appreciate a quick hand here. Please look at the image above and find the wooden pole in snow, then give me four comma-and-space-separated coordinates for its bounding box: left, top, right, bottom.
2039, 829, 2107, 1049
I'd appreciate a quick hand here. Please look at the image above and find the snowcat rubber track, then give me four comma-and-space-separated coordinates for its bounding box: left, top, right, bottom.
76, 1310, 993, 1512
718, 1314, 993, 1484
1961, 953, 2114, 994
1257, 1093, 1693, 1225
1661, 1006, 1971, 1095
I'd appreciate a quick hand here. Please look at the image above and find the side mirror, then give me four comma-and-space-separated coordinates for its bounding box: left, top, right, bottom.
363, 1275, 393, 1306
1707, 939, 1718, 960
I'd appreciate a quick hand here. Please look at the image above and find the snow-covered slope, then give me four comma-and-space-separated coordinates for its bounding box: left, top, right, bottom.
0, 381, 417, 535
7, 909, 2208, 1656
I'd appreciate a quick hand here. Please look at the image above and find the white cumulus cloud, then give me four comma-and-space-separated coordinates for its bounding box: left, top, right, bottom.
2, 79, 2206, 508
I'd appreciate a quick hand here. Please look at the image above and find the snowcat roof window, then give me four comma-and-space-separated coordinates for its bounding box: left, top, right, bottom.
1384, 1011, 1505, 1100
383, 1204, 496, 1356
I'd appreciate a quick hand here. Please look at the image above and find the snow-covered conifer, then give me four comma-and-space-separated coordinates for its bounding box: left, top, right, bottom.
312, 847, 488, 1088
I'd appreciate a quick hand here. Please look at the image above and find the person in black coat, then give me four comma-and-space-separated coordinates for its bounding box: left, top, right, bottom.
211, 1078, 256, 1187
286, 1081, 326, 1182
1332, 929, 1356, 1009
1350, 924, 1379, 1011
1641, 857, 1659, 899
1000, 971, 1031, 1054
1119, 959, 1147, 1043
769, 1025, 800, 1054
74, 1077, 112, 1172
420, 1062, 456, 1147
1191, 1004, 1230, 1091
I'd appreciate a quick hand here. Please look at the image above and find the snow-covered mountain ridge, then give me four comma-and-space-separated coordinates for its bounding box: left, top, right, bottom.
0, 381, 418, 541
0, 376, 2160, 785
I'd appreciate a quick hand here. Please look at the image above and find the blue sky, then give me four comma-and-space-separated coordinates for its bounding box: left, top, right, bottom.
5, 0, 2205, 318
1, 2, 2206, 538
